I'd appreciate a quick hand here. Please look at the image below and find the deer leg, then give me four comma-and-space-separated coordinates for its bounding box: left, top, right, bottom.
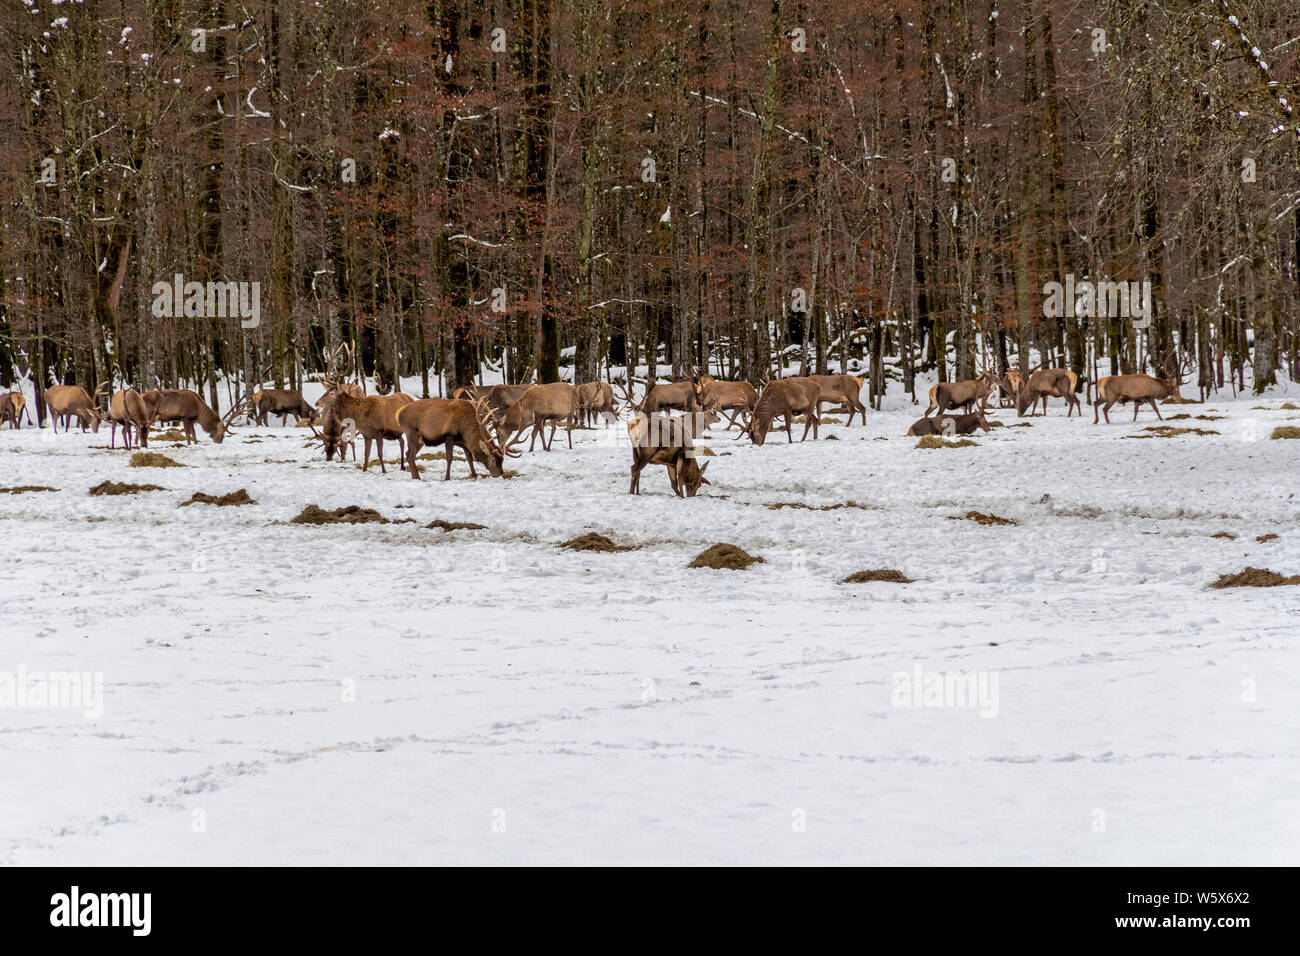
629, 458, 643, 494
567, 417, 573, 448
1151, 399, 1163, 421
363, 436, 372, 469
786, 416, 794, 443
377, 438, 387, 474
801, 411, 816, 442
547, 420, 557, 450
1132, 401, 1140, 422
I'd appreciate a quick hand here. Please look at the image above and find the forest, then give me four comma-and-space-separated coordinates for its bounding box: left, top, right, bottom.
2, 0, 1297, 421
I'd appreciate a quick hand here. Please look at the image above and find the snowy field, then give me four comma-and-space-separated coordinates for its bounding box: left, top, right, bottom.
2, 384, 1298, 865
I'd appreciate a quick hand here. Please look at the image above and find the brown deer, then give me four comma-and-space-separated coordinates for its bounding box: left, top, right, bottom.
146, 389, 247, 444
500, 382, 580, 451
397, 398, 523, 480
107, 388, 162, 449
1017, 368, 1081, 417
627, 414, 711, 497
999, 367, 1023, 407
642, 377, 704, 415
697, 376, 758, 430
317, 386, 413, 471
1094, 355, 1185, 423
747, 378, 821, 445
925, 368, 999, 416
807, 373, 867, 425
906, 410, 990, 436
252, 388, 314, 426
484, 384, 532, 424
0, 391, 32, 429
576, 381, 616, 425
46, 383, 108, 433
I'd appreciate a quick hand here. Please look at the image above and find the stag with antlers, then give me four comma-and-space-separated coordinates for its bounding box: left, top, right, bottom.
44, 383, 108, 433
397, 398, 523, 480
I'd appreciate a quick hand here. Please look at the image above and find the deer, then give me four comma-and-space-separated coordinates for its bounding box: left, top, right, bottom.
252, 388, 314, 426
925, 368, 999, 416
746, 378, 821, 445
146, 388, 247, 444
499, 382, 580, 451
1094, 353, 1185, 424
642, 377, 704, 415
397, 398, 523, 480
0, 391, 32, 429
107, 388, 162, 449
806, 373, 867, 425
627, 413, 712, 497
317, 386, 413, 471
576, 381, 616, 425
906, 410, 990, 436
698, 376, 758, 430
451, 384, 493, 403
999, 367, 1023, 407
46, 383, 108, 433
1016, 368, 1081, 417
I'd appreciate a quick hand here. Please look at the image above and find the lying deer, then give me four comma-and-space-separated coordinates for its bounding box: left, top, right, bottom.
698, 376, 757, 430
500, 382, 580, 451
807, 373, 867, 425
747, 378, 821, 445
1094, 355, 1184, 423
108, 388, 161, 449
146, 389, 245, 444
252, 388, 314, 426
317, 385, 414, 471
0, 391, 32, 429
1017, 368, 1081, 417
397, 398, 522, 480
627, 413, 711, 497
906, 410, 990, 436
925, 369, 999, 416
46, 383, 108, 433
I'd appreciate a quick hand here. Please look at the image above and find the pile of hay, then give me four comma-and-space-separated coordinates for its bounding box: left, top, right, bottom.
129, 451, 184, 468
950, 510, 1017, 526
1209, 567, 1300, 589
427, 519, 487, 532
915, 435, 979, 449
688, 543, 763, 569
1270, 426, 1300, 440
841, 569, 914, 584
89, 481, 164, 496
291, 504, 389, 525
560, 532, 635, 552
180, 490, 256, 507
152, 428, 188, 442
0, 486, 56, 494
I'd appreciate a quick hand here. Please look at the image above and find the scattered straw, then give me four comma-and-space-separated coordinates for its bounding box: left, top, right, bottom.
1257, 533, 1279, 543
689, 543, 763, 570
916, 435, 979, 449
842, 569, 914, 584
291, 504, 389, 525
1209, 567, 1300, 589
0, 485, 56, 494
1210, 531, 1236, 540
427, 519, 487, 532
180, 489, 256, 507
950, 510, 1017, 526
89, 481, 164, 496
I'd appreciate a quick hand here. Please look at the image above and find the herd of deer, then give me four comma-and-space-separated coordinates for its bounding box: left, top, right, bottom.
0, 344, 1190, 497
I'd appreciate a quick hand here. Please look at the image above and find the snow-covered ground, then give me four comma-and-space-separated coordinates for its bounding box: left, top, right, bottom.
1, 385, 1298, 865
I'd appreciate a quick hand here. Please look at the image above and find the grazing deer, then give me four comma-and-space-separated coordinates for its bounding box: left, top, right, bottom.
747, 378, 821, 445
252, 388, 314, 426
627, 413, 711, 497
500, 382, 580, 451
576, 381, 616, 425
146, 389, 247, 444
698, 376, 758, 430
107, 388, 162, 449
925, 368, 999, 416
451, 384, 493, 403
0, 391, 32, 429
642, 377, 704, 415
1094, 354, 1185, 423
317, 386, 413, 471
397, 398, 523, 480
806, 373, 867, 425
906, 410, 990, 436
484, 383, 532, 423
1016, 368, 1081, 417
999, 367, 1023, 407
46, 383, 108, 433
